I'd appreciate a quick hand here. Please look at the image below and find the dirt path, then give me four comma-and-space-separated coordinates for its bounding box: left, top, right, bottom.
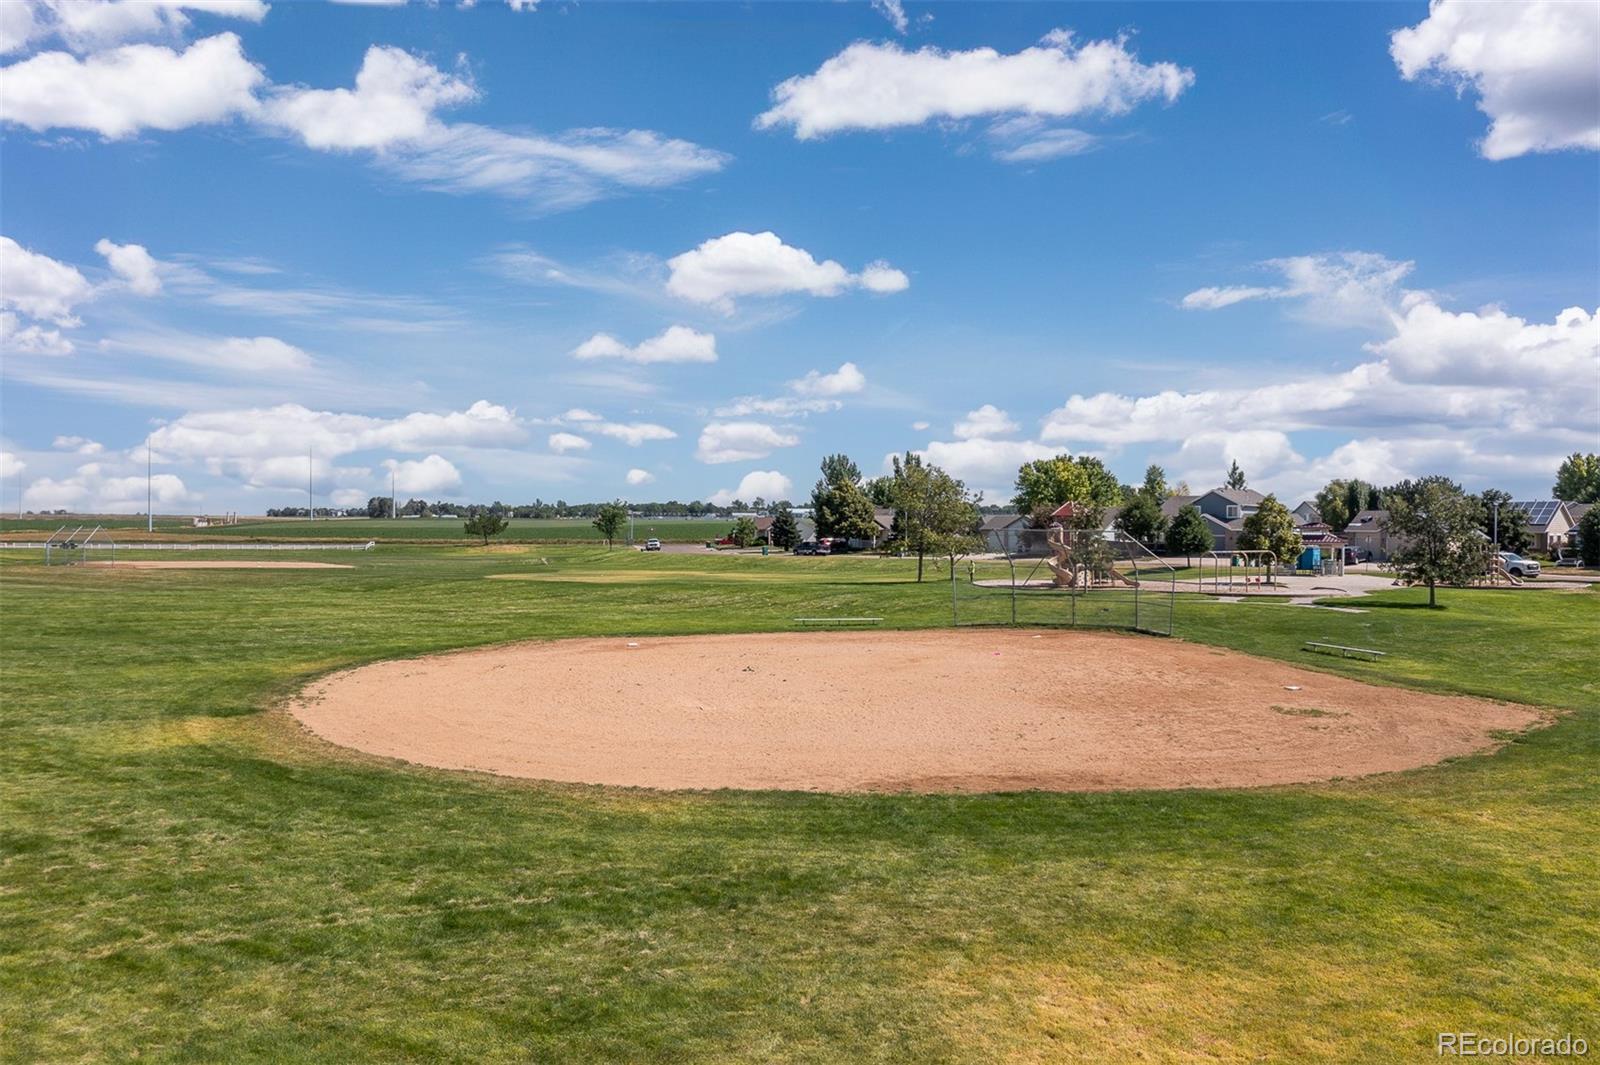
287, 630, 1541, 793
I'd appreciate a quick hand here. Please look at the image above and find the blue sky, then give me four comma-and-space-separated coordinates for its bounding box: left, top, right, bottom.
2, 0, 1596, 513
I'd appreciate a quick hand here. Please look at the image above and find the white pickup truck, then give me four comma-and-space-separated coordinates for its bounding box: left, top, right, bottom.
1497, 551, 1540, 579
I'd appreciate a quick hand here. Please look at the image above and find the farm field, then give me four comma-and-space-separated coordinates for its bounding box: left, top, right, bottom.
2, 545, 1596, 1062
0, 515, 736, 543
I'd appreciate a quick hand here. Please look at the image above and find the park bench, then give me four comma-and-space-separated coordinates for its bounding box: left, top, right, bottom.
794, 617, 883, 626
1303, 641, 1386, 661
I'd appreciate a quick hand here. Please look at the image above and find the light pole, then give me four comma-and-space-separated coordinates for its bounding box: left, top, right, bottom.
146, 438, 153, 533
1491, 500, 1500, 548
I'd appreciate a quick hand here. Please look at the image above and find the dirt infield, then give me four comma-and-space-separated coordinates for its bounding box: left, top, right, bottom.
287, 630, 1541, 793
87, 561, 353, 569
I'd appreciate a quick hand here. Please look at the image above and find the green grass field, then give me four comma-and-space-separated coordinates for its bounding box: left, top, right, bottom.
2, 546, 1596, 1062
0, 515, 736, 543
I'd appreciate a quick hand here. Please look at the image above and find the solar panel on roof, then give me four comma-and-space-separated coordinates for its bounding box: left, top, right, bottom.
1509, 501, 1559, 525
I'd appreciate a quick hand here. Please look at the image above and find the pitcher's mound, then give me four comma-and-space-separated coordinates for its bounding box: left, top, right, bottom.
287, 630, 1540, 793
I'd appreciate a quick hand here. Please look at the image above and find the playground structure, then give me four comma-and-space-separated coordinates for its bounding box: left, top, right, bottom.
41, 524, 111, 566
1199, 550, 1279, 593
956, 524, 1176, 635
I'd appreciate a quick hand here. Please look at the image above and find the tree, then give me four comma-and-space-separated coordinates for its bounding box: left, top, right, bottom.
1577, 506, 1600, 567
1384, 476, 1491, 608
1225, 460, 1247, 490
729, 516, 759, 548
811, 455, 878, 544
1167, 504, 1213, 565
365, 495, 392, 519
886, 452, 981, 581
1553, 452, 1600, 503
1115, 491, 1167, 546
864, 476, 896, 507
463, 511, 508, 545
1141, 464, 1168, 500
592, 501, 627, 548
1313, 481, 1352, 533
769, 504, 800, 550
1238, 494, 1303, 568
1478, 489, 1532, 554
1012, 455, 1123, 521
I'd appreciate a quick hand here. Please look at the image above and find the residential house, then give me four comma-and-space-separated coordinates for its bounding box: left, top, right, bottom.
1184, 488, 1265, 552
1291, 500, 1322, 526
979, 512, 1029, 554
1344, 509, 1394, 561
1508, 501, 1576, 554
1564, 503, 1592, 551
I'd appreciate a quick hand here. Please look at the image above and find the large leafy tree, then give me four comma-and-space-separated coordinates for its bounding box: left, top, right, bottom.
1384, 476, 1491, 608
1311, 478, 1382, 532
769, 504, 800, 550
1238, 494, 1303, 567
1553, 452, 1600, 503
886, 452, 981, 581
463, 511, 508, 545
1012, 455, 1123, 522
1225, 460, 1247, 490
729, 516, 759, 548
811, 455, 878, 543
1115, 490, 1167, 546
1167, 504, 1213, 564
1577, 506, 1600, 567
1479, 489, 1532, 554
592, 501, 627, 548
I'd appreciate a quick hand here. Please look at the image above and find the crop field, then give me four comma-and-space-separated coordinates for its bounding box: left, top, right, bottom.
2, 546, 1596, 1062
0, 516, 736, 543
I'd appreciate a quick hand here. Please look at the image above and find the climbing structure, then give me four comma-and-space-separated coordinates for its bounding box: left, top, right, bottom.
1045, 524, 1137, 589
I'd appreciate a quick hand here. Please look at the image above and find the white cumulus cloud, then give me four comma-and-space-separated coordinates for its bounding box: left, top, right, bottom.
666, 231, 908, 314
261, 45, 477, 151
624, 467, 654, 486
1391, 0, 1600, 160
94, 238, 163, 295
695, 421, 801, 464
573, 324, 717, 364
788, 361, 866, 397
0, 236, 92, 324
756, 30, 1194, 141
381, 453, 461, 494
547, 431, 591, 454
953, 403, 1019, 439
708, 469, 793, 507
591, 421, 676, 447
0, 32, 264, 138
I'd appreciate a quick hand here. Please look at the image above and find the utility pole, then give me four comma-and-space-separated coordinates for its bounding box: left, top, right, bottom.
391, 469, 396, 520
307, 446, 314, 521
146, 439, 153, 533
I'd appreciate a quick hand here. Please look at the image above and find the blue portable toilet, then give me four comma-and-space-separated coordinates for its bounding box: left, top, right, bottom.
1297, 546, 1321, 571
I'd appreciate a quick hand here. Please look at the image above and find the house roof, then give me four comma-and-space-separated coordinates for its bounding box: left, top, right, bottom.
1159, 494, 1198, 519
1568, 502, 1594, 526
1347, 509, 1389, 529
980, 513, 1024, 532
873, 507, 895, 531
1509, 500, 1568, 529
1202, 487, 1266, 506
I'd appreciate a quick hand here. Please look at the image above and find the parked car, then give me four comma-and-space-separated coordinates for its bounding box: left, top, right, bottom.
1341, 547, 1360, 565
793, 541, 823, 555
1497, 551, 1540, 578
644, 538, 661, 551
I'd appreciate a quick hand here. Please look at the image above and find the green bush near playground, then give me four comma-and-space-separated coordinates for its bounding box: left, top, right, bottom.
1, 547, 1595, 1063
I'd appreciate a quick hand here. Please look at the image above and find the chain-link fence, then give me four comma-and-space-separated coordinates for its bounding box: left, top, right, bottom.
953, 525, 1176, 635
